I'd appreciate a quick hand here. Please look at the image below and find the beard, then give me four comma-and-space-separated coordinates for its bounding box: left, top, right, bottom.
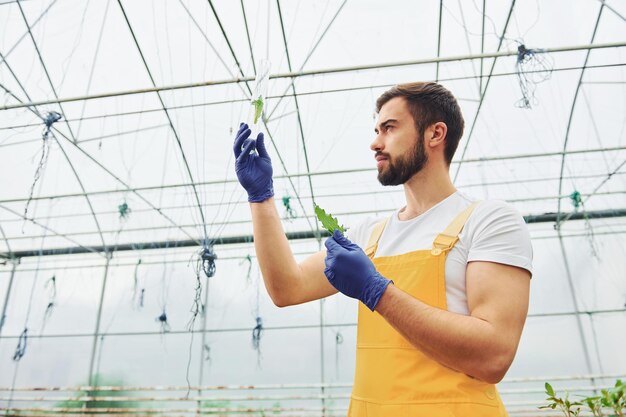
377, 135, 428, 186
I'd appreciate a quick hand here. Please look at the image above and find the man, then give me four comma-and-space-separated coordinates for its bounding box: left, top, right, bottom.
233, 82, 532, 417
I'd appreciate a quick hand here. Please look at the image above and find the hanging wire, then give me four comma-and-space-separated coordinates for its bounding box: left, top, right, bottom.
252, 316, 263, 351
12, 207, 52, 365
12, 328, 28, 361
569, 190, 599, 258
187, 246, 216, 330
184, 246, 217, 397
23, 111, 61, 227
515, 42, 554, 109
282, 195, 297, 220
40, 274, 57, 332
251, 267, 263, 367
240, 254, 252, 285
203, 344, 211, 362
187, 266, 204, 331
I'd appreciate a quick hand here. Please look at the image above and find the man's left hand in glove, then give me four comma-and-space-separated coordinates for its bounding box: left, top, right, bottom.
324, 230, 393, 311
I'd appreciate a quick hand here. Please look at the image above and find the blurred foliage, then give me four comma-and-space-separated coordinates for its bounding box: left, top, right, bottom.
540, 380, 625, 417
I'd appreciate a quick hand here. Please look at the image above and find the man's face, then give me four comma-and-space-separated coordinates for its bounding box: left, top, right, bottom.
372, 97, 428, 186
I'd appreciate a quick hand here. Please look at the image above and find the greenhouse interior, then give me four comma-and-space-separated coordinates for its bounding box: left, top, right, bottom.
0, 0, 625, 416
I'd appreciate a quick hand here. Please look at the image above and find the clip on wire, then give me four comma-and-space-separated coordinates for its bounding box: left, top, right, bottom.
201, 245, 217, 278
252, 316, 263, 351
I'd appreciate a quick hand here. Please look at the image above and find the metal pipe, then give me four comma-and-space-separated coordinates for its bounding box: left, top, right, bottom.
1, 145, 623, 205
87, 255, 112, 385
0, 259, 18, 338
1, 62, 622, 134
0, 384, 615, 402
0, 309, 623, 341
1, 171, 624, 226
0, 373, 623, 391
5, 190, 626, 244
1, 41, 624, 111
3, 208, 626, 258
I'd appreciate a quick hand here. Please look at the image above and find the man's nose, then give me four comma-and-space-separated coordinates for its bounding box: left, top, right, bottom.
370, 134, 384, 152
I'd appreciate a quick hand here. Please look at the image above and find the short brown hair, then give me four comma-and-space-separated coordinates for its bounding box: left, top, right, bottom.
376, 82, 465, 165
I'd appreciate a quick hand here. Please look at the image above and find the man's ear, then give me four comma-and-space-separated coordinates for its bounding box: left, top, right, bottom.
427, 122, 447, 148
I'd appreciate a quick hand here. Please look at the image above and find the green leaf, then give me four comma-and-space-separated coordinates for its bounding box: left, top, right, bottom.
546, 382, 555, 397
252, 97, 264, 124
314, 204, 347, 235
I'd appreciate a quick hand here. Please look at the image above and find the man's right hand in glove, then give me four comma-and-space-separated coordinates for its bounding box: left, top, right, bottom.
233, 123, 274, 203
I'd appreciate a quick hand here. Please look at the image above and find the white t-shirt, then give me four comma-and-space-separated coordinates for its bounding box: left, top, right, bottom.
346, 191, 533, 315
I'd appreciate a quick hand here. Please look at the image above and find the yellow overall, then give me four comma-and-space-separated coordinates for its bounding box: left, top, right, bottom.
348, 202, 508, 417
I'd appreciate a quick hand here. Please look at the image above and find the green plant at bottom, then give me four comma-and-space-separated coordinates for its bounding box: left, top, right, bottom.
583, 395, 604, 417
600, 379, 625, 417
539, 382, 582, 416
540, 380, 626, 417
54, 374, 139, 410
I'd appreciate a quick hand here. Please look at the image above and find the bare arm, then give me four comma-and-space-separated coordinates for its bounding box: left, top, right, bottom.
251, 198, 337, 307
375, 261, 530, 384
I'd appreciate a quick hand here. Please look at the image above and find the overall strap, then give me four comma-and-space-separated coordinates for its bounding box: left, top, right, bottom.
364, 217, 390, 257
431, 201, 481, 256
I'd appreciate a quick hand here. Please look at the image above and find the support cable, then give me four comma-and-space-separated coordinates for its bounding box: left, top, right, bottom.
0, 85, 107, 252
87, 254, 111, 386
275, 0, 322, 242
207, 0, 247, 82
453, 0, 516, 183
117, 0, 209, 246
2, 41, 624, 112
480, 0, 486, 95
0, 260, 18, 339
265, 0, 348, 121
0, 223, 12, 258
2, 171, 625, 226
436, 0, 443, 81
0, 308, 624, 341
596, 0, 625, 22
557, 157, 626, 227
7, 189, 626, 243
2, 144, 623, 205
240, 0, 256, 75
0, 204, 106, 258
554, 3, 606, 379
15, 0, 78, 143
0, 0, 58, 68
2, 61, 623, 131
75, 0, 111, 140
176, 0, 250, 100
0, 82, 200, 244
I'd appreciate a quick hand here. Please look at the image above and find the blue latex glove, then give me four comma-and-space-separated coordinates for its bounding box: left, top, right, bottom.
324, 230, 392, 311
233, 123, 274, 203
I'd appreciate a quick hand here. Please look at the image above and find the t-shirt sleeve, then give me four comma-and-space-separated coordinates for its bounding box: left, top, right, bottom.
466, 201, 533, 276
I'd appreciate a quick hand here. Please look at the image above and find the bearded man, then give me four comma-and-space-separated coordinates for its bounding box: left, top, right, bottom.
233, 82, 533, 417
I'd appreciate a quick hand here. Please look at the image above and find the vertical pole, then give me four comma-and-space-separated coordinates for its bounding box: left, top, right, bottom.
197, 277, 211, 415
87, 253, 111, 386
0, 259, 19, 338
436, 0, 443, 81
556, 237, 596, 375
479, 0, 486, 95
